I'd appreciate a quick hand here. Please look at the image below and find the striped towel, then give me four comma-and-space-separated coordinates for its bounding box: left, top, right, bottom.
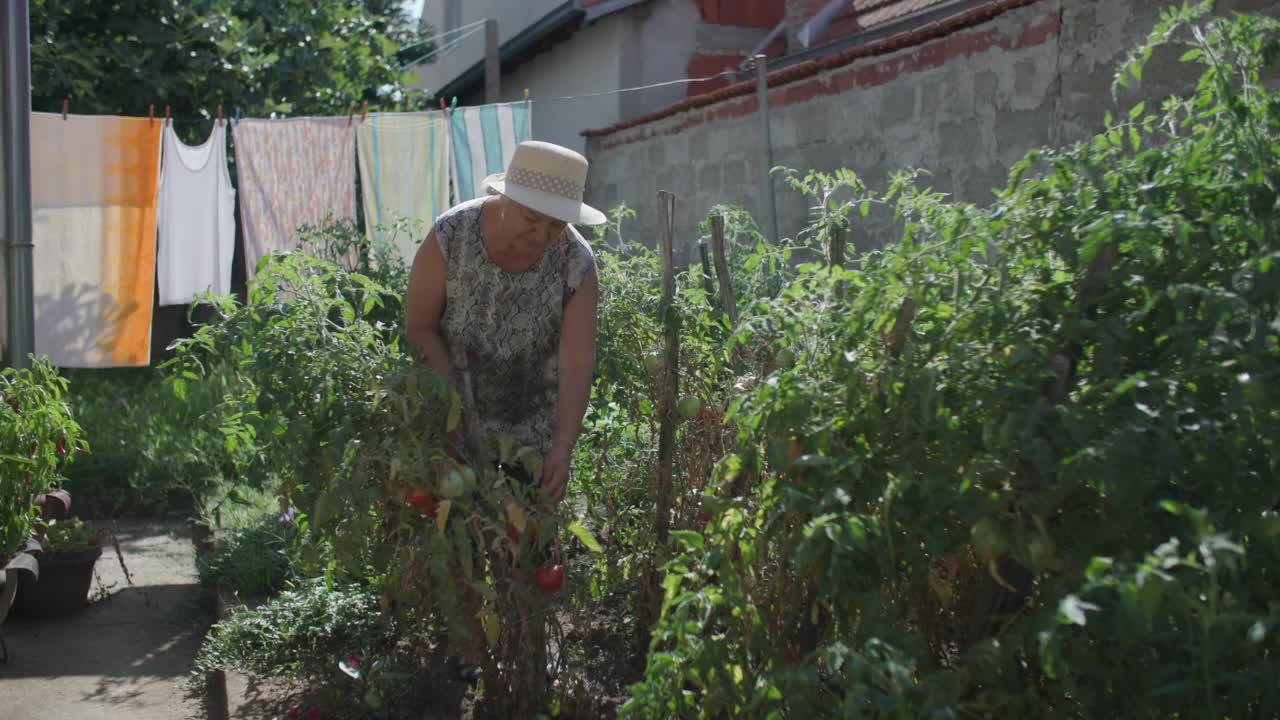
30, 113, 162, 368
356, 111, 451, 265
449, 102, 531, 202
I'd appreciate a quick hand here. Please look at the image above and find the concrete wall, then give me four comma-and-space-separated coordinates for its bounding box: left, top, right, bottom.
582, 0, 1280, 256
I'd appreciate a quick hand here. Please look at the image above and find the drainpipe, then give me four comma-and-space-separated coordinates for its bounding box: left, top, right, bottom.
2, 0, 35, 370
797, 0, 850, 48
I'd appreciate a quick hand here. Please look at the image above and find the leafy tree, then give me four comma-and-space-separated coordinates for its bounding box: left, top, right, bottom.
28, 0, 435, 141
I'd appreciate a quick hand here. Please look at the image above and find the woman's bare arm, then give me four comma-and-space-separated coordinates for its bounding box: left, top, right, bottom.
541, 268, 598, 502
405, 228, 453, 387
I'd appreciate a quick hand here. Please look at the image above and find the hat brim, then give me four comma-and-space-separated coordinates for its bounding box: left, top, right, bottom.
486, 179, 607, 226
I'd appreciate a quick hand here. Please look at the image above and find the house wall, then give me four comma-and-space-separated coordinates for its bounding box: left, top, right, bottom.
500, 13, 627, 154
1, 89, 7, 364
618, 0, 706, 122
582, 0, 1280, 260
411, 0, 567, 96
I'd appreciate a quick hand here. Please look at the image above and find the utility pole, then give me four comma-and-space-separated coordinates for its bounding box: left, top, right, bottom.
2, 0, 35, 369
753, 54, 779, 245
484, 18, 500, 104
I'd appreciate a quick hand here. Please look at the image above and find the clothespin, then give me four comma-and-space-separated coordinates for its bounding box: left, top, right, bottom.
450, 96, 458, 110
360, 100, 368, 123
61, 97, 68, 120
523, 88, 530, 102
346, 104, 354, 126
148, 104, 155, 126
438, 97, 446, 111
164, 105, 171, 127
234, 106, 241, 125
216, 103, 223, 126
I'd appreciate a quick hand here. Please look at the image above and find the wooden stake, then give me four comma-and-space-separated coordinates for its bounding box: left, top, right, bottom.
828, 223, 846, 268
709, 213, 738, 329
654, 190, 679, 547
698, 240, 715, 305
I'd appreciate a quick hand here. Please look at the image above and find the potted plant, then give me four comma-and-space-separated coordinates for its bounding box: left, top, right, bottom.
2, 361, 86, 640
15, 517, 103, 617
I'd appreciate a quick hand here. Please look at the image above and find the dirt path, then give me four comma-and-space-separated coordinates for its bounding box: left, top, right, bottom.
0, 521, 210, 720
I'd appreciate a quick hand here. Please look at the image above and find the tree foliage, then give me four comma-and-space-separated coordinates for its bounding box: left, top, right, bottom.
28, 0, 434, 141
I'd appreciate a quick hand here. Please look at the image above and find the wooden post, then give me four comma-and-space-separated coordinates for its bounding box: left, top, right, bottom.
654, 191, 679, 547
828, 223, 846, 268
484, 18, 500, 105
709, 213, 738, 329
698, 240, 716, 304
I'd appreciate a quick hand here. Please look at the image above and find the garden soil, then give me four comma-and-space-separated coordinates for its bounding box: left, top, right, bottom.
0, 521, 212, 720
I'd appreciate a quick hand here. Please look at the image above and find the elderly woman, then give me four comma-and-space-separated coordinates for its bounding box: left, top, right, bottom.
405, 140, 605, 503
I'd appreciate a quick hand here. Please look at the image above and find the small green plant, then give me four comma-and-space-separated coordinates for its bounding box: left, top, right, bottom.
197, 512, 300, 597
194, 578, 417, 718
39, 517, 101, 553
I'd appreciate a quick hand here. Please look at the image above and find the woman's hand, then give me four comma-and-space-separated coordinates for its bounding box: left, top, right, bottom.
541, 444, 572, 503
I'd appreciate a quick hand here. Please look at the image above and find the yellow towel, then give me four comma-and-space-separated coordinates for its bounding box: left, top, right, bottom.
356, 112, 451, 265
31, 113, 161, 368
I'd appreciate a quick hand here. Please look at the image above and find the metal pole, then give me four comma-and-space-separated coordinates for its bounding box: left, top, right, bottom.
2, 0, 35, 369
484, 18, 500, 105
753, 54, 779, 245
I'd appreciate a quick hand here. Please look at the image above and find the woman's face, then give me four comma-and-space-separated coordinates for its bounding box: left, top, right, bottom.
503, 197, 566, 255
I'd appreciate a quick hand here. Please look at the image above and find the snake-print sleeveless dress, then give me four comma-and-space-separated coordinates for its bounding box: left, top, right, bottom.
433, 196, 595, 458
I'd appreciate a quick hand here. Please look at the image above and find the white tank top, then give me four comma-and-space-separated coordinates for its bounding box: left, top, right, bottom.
156, 122, 236, 306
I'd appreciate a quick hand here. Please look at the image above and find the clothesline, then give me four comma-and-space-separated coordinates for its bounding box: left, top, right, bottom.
46, 68, 742, 128
400, 23, 488, 69
399, 18, 490, 56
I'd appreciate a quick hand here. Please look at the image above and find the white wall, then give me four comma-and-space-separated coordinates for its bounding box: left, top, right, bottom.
500, 13, 626, 154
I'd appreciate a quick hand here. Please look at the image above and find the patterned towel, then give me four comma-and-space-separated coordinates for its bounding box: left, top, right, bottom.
231, 118, 356, 279
356, 111, 451, 265
449, 102, 531, 203
30, 113, 161, 368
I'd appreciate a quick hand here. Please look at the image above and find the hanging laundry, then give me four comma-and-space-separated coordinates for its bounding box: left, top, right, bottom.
231, 117, 356, 279
30, 112, 161, 368
156, 121, 236, 306
449, 102, 531, 203
356, 111, 451, 265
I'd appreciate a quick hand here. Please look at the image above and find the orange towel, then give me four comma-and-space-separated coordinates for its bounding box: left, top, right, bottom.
31, 113, 161, 367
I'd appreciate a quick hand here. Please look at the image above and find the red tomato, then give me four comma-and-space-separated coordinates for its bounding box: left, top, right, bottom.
403, 487, 438, 517
534, 565, 565, 593
507, 523, 538, 545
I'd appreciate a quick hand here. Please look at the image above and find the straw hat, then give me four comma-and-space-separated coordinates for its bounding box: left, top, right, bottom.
483, 141, 606, 226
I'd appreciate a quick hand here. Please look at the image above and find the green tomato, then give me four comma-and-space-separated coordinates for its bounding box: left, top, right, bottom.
437, 465, 468, 499
677, 395, 704, 420
1259, 510, 1280, 538
1028, 534, 1055, 573
970, 517, 1009, 563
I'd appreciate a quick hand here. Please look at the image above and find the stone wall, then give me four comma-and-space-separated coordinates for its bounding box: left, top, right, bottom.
582, 0, 1279, 258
